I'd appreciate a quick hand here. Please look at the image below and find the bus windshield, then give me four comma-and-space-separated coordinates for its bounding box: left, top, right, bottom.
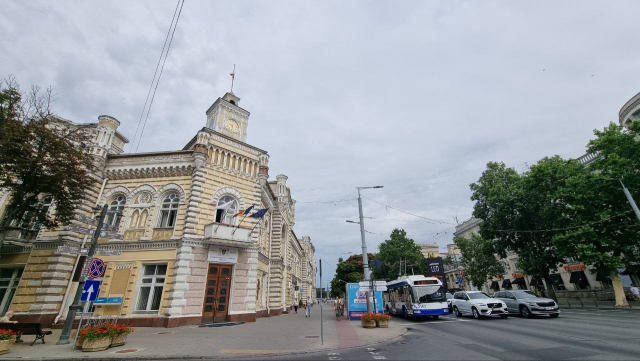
412, 285, 446, 303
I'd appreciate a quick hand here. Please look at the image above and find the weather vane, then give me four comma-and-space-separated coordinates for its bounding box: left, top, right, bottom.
230, 64, 235, 93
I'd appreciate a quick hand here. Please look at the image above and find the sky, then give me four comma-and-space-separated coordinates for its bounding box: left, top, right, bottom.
2, 1, 640, 289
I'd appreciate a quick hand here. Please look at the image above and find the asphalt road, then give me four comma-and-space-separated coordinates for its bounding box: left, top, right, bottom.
270, 308, 640, 360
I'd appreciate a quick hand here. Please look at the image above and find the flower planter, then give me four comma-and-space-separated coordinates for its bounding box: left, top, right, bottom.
377, 319, 389, 328
0, 340, 12, 355
361, 319, 376, 328
82, 337, 111, 352
111, 334, 127, 347
74, 336, 84, 350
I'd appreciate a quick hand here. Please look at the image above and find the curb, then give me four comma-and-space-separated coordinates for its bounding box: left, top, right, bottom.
2, 326, 409, 361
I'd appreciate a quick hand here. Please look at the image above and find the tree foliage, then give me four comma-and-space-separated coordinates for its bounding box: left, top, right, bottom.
372, 229, 425, 281
0, 76, 95, 236
329, 253, 373, 298
454, 234, 504, 289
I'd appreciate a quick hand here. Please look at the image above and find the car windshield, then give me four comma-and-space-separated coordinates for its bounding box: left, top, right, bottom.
512, 290, 540, 299
412, 285, 446, 303
446, 293, 453, 299
468, 292, 491, 299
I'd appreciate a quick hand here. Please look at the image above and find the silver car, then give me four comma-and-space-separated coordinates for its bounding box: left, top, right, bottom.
493, 290, 560, 318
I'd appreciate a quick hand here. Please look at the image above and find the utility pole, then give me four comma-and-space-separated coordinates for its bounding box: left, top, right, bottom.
319, 259, 323, 345
57, 204, 115, 345
356, 186, 383, 314
620, 180, 640, 223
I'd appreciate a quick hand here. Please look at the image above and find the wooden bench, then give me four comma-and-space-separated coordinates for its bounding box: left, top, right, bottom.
0, 323, 52, 346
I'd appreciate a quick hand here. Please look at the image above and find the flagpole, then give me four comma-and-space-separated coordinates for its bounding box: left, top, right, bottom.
214, 208, 230, 232
232, 207, 252, 235
248, 209, 270, 236
230, 64, 235, 93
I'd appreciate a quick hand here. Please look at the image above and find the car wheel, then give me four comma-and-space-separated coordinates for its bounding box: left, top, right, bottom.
472, 307, 481, 320
432, 315, 439, 320
549, 314, 559, 318
500, 314, 508, 319
520, 306, 532, 319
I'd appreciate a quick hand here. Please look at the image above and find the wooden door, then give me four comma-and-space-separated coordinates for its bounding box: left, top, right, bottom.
202, 264, 233, 323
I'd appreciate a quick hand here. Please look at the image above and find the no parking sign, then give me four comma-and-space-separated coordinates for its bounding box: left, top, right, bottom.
88, 258, 106, 279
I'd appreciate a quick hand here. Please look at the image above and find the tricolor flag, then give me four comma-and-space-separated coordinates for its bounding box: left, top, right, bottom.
249, 208, 268, 219
242, 205, 254, 215
232, 209, 244, 218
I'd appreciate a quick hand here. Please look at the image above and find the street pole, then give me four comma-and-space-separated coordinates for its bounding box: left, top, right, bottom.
357, 188, 372, 314
57, 204, 109, 345
620, 180, 640, 223
319, 259, 323, 345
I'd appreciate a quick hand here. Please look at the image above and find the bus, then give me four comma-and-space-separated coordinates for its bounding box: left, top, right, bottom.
383, 275, 449, 319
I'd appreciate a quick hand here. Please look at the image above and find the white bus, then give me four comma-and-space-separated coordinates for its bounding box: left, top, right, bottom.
383, 275, 449, 319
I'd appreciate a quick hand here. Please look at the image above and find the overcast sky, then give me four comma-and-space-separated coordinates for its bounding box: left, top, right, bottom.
2, 1, 639, 288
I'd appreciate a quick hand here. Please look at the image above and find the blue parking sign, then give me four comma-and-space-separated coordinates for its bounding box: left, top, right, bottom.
81, 280, 101, 302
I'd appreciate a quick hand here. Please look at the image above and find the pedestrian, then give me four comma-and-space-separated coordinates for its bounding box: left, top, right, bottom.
305, 296, 311, 318
293, 300, 298, 314
631, 284, 640, 302
0, 311, 22, 342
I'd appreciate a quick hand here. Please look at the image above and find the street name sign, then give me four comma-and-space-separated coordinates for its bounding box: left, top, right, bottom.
81, 280, 101, 302
57, 246, 88, 255
93, 297, 123, 305
95, 249, 122, 256
66, 224, 94, 236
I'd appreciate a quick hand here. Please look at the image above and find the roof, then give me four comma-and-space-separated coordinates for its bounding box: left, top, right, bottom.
183, 127, 268, 154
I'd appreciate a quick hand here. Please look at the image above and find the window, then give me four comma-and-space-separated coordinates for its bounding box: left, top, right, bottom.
0, 268, 23, 315
158, 194, 179, 228
214, 196, 238, 225
135, 264, 167, 311
106, 196, 126, 226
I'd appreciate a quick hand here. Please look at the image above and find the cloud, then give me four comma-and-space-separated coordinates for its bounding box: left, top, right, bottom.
2, 0, 639, 286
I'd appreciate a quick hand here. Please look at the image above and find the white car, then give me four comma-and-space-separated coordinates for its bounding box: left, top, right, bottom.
452, 291, 508, 319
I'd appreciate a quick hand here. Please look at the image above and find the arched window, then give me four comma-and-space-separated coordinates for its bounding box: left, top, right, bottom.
215, 196, 238, 225
129, 210, 140, 228
158, 193, 180, 228
106, 195, 126, 227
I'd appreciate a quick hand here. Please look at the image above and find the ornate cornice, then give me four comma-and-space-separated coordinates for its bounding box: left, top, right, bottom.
105, 165, 194, 180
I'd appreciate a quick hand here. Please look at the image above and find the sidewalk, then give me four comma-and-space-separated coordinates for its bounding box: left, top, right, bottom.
557, 298, 640, 310
3, 305, 405, 360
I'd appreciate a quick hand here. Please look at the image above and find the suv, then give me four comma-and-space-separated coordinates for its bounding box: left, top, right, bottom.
493, 290, 560, 318
452, 291, 508, 319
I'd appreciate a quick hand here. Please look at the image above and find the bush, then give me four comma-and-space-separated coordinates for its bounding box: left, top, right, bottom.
0, 329, 19, 341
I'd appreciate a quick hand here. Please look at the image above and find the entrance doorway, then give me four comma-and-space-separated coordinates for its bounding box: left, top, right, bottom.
202, 264, 232, 323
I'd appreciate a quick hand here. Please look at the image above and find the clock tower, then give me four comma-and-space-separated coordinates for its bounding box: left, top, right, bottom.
205, 92, 250, 142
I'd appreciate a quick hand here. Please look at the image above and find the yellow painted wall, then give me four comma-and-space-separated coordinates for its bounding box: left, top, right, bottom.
11, 249, 61, 313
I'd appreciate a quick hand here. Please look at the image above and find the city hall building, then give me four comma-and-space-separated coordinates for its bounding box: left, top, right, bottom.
0, 91, 316, 327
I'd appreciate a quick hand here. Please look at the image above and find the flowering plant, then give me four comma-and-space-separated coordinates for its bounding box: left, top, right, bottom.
0, 329, 19, 341
360, 313, 377, 322
375, 314, 391, 321
78, 325, 111, 341
105, 323, 134, 336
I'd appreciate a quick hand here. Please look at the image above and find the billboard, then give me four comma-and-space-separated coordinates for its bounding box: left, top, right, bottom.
346, 283, 383, 320
425, 257, 447, 289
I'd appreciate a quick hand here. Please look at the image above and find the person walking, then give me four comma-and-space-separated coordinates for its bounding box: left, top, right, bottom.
293, 300, 298, 314
305, 296, 311, 318
631, 284, 640, 302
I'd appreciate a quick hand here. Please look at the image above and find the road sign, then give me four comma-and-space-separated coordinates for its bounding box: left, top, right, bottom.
79, 257, 95, 281
103, 232, 124, 240
93, 297, 123, 305
81, 280, 101, 302
66, 224, 95, 236
57, 246, 88, 255
95, 249, 122, 256
88, 258, 106, 279
74, 214, 98, 226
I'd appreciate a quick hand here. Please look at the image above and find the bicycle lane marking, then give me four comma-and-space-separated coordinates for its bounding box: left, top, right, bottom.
335, 318, 362, 348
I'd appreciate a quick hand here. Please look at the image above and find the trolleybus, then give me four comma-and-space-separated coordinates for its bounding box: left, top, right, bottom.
383, 275, 449, 319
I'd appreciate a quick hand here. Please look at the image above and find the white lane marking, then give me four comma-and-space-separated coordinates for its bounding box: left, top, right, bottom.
373, 356, 387, 360
367, 348, 376, 351
329, 357, 341, 360
327, 353, 339, 356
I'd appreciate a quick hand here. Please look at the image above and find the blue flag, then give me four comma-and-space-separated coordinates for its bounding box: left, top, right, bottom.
242, 205, 254, 215
249, 208, 268, 218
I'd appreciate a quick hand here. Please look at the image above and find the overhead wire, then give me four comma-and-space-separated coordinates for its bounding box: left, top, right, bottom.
362, 196, 456, 225
134, 0, 185, 153
482, 210, 635, 234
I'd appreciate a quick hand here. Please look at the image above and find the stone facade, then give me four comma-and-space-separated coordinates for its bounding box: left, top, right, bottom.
0, 91, 316, 327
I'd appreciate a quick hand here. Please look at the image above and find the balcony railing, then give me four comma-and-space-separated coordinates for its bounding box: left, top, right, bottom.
204, 222, 253, 244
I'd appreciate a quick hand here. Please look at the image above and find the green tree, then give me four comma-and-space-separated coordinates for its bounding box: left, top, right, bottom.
552, 122, 640, 306
0, 76, 95, 245
329, 254, 373, 298
454, 234, 504, 289
372, 229, 425, 281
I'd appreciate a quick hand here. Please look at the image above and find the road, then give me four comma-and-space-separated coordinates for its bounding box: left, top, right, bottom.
270, 308, 640, 360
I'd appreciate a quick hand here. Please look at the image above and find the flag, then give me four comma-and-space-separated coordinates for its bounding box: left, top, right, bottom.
232, 209, 244, 217
249, 208, 268, 219
242, 205, 254, 215
216, 200, 235, 210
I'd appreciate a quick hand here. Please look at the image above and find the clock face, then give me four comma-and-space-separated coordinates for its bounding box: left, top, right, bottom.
224, 119, 239, 132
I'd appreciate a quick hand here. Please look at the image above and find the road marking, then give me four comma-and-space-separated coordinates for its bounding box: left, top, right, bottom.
328, 353, 339, 356
372, 356, 386, 360
329, 357, 341, 360
367, 348, 376, 351
220, 349, 296, 354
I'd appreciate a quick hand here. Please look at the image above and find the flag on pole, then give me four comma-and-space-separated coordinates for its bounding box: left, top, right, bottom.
232, 209, 244, 217
249, 208, 268, 218
242, 205, 254, 215
216, 200, 235, 210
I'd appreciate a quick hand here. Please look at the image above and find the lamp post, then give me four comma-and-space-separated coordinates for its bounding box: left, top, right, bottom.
351, 186, 383, 313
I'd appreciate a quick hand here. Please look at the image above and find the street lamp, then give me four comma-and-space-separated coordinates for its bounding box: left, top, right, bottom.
608, 178, 640, 222
355, 185, 383, 313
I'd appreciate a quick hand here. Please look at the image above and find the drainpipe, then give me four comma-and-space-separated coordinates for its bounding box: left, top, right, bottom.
54, 177, 108, 324
265, 211, 273, 314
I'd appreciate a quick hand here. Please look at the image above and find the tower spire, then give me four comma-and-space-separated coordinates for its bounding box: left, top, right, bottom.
230, 64, 236, 94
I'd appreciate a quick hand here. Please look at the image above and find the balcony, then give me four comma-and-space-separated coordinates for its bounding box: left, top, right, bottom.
204, 222, 254, 247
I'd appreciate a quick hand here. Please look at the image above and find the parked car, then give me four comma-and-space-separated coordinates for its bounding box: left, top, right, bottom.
446, 293, 454, 312
452, 291, 508, 319
492, 290, 560, 318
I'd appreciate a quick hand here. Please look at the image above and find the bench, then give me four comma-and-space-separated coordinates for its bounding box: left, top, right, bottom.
0, 323, 52, 346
